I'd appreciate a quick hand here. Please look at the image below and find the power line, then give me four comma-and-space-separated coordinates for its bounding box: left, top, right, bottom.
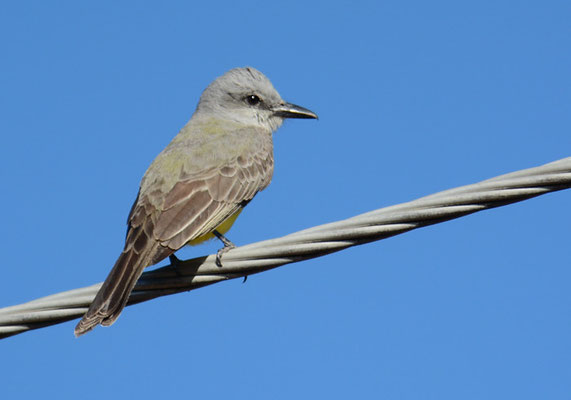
1, 157, 570, 339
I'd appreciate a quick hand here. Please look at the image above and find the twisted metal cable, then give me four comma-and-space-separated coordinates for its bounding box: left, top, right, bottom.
1, 157, 570, 339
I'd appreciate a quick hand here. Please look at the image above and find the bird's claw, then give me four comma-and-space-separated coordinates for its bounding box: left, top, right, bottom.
169, 254, 184, 276
215, 244, 235, 267
213, 230, 236, 267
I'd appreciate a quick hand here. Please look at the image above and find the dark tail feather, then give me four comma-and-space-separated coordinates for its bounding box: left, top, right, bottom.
74, 245, 155, 337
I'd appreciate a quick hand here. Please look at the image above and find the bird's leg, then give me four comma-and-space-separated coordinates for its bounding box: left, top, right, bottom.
213, 230, 235, 267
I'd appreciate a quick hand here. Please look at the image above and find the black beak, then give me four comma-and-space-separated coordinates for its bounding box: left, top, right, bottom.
273, 102, 318, 119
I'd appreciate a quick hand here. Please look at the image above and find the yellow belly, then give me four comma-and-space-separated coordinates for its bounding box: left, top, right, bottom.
187, 208, 243, 246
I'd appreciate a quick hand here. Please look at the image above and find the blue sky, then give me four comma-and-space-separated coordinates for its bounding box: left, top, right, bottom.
1, 1, 570, 398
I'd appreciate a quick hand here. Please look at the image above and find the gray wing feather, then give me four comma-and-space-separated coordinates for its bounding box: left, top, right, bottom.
158, 150, 274, 249
75, 129, 273, 336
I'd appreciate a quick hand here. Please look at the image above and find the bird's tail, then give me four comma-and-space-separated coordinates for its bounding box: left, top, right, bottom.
74, 244, 157, 337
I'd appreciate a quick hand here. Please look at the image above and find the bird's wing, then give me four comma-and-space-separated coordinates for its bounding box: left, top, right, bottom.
151, 148, 274, 250
75, 129, 273, 336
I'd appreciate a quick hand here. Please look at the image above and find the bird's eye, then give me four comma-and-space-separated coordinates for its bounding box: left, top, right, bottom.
245, 94, 261, 106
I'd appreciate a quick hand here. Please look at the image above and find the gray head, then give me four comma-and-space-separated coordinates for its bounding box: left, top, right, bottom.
195, 67, 317, 132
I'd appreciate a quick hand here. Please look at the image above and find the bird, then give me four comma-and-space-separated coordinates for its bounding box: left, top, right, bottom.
74, 67, 318, 336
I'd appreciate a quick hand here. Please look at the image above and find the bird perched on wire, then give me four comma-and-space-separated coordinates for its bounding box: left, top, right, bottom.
74, 67, 318, 336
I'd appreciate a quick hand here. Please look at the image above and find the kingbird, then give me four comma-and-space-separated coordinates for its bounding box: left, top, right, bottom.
74, 67, 317, 336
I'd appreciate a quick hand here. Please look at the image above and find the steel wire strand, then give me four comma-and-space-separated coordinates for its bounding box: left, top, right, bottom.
0, 157, 570, 339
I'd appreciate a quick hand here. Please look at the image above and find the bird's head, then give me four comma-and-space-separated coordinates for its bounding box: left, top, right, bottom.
196, 67, 317, 132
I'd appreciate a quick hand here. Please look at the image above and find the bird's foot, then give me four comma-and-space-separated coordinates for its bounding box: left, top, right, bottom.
213, 230, 235, 267
169, 254, 184, 276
